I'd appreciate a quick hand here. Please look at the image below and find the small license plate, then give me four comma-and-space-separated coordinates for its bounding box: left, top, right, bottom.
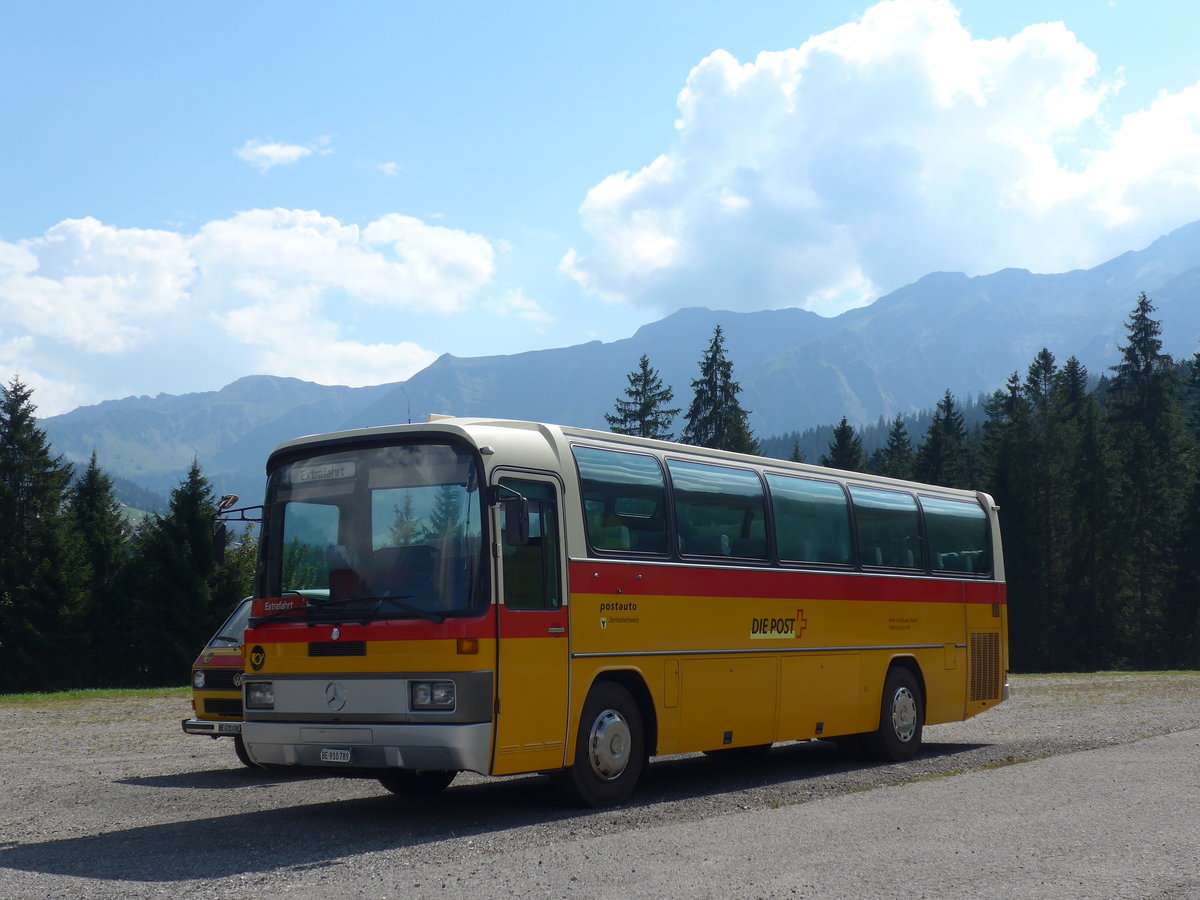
320, 747, 352, 763
218, 722, 241, 734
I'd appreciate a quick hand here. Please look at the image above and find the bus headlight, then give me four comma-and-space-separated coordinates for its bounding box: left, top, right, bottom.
192, 670, 206, 689
245, 681, 275, 710
411, 680, 455, 710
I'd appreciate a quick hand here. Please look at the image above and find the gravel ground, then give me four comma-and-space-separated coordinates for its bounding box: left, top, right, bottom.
0, 672, 1197, 898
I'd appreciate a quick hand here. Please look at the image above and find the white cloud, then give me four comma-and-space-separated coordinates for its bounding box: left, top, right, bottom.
379, 161, 404, 177
191, 209, 494, 314
563, 0, 1200, 316
0, 210, 498, 414
0, 217, 193, 352
492, 288, 554, 324
235, 136, 332, 173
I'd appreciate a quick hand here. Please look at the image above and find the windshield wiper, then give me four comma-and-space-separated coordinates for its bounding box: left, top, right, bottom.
252, 591, 448, 626
305, 594, 446, 625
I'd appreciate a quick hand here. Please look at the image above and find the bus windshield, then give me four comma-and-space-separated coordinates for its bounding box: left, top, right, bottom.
208, 597, 253, 647
261, 441, 486, 619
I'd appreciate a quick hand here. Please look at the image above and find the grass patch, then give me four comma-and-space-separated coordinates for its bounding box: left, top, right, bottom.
0, 686, 187, 708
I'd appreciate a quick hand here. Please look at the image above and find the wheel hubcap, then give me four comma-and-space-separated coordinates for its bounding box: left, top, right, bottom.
587, 708, 631, 780
891, 686, 917, 743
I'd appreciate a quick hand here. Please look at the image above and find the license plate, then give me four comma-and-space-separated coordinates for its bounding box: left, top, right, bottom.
320, 747, 352, 763
218, 722, 241, 734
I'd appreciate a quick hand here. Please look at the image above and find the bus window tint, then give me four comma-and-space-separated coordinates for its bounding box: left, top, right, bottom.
922, 496, 991, 574
281, 502, 339, 591
572, 446, 668, 554
849, 486, 922, 569
668, 460, 768, 559
766, 474, 852, 565
500, 479, 562, 610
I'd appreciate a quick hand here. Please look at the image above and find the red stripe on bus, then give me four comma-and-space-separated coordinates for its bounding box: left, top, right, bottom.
568, 560, 1005, 605
245, 606, 498, 645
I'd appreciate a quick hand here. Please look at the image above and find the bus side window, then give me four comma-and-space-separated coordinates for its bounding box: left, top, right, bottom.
922, 496, 991, 575
500, 479, 562, 610
849, 486, 923, 570
572, 446, 669, 555
766, 473, 853, 565
668, 459, 768, 560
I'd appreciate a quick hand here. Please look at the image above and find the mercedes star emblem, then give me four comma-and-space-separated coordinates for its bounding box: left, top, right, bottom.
325, 681, 347, 712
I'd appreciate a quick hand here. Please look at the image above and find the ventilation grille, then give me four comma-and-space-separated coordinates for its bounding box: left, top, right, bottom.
200, 669, 242, 691
203, 698, 243, 717
308, 641, 367, 657
969, 632, 1001, 701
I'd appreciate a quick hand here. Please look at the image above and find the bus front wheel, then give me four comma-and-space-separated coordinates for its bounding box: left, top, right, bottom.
560, 682, 645, 808
378, 769, 457, 797
233, 734, 260, 768
863, 666, 923, 762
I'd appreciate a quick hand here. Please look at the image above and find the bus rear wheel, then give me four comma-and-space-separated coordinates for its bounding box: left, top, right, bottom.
560, 681, 645, 808
378, 769, 457, 797
863, 665, 923, 762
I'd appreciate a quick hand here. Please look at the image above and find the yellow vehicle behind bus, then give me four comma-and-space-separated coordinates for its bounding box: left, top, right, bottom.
182, 597, 255, 767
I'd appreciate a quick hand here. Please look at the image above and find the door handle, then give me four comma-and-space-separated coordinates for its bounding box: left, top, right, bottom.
547, 626, 566, 635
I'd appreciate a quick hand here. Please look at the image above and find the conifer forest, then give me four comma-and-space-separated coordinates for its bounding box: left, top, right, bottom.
1, 294, 1198, 692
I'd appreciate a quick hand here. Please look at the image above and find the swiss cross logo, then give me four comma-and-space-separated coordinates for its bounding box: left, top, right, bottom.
796, 609, 808, 639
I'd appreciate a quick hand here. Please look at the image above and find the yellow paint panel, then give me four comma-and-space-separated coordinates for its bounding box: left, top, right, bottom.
678, 656, 777, 749
778, 654, 861, 740
493, 634, 569, 775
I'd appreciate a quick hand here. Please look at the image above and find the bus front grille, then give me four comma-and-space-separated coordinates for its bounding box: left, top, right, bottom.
308, 641, 367, 657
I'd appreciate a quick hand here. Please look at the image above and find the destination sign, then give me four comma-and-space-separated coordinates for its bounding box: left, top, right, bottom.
290, 461, 356, 484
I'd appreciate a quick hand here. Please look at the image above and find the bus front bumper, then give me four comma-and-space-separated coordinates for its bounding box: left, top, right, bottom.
241, 721, 492, 774
181, 717, 242, 737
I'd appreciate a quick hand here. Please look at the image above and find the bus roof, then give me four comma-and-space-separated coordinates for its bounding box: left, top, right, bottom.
265, 416, 993, 507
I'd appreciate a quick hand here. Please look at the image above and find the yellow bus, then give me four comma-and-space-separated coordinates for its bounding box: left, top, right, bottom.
240, 417, 1007, 806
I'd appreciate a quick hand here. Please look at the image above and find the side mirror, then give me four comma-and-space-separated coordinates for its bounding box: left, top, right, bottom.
502, 498, 530, 546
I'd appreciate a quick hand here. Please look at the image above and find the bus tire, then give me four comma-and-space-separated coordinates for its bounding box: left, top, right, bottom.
560, 681, 644, 808
233, 734, 260, 768
863, 665, 923, 762
377, 769, 457, 797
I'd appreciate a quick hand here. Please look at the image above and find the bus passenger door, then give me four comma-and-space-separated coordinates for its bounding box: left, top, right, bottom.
491, 475, 570, 775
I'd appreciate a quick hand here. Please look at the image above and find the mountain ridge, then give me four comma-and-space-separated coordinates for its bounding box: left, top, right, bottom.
40, 219, 1200, 504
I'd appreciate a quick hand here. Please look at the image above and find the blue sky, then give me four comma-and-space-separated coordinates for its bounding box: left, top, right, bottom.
3, 0, 1200, 416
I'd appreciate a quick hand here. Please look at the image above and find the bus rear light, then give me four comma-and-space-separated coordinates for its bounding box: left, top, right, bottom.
411, 680, 455, 710
245, 681, 275, 710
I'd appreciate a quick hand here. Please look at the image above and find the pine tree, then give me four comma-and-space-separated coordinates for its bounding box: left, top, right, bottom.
914, 390, 970, 488
820, 417, 864, 471
211, 523, 258, 611
1104, 293, 1192, 666
0, 377, 86, 691
123, 460, 223, 686
681, 326, 759, 454
66, 453, 130, 686
428, 484, 463, 539
389, 492, 423, 545
872, 415, 914, 479
605, 355, 679, 440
